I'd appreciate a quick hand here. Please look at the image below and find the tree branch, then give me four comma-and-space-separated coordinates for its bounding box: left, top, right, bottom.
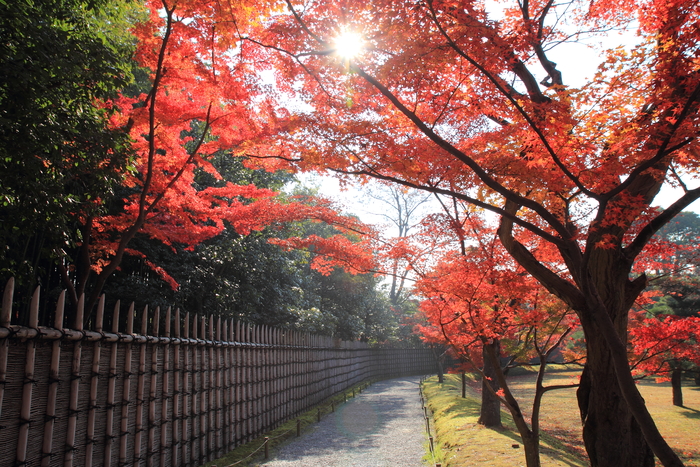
350, 65, 574, 241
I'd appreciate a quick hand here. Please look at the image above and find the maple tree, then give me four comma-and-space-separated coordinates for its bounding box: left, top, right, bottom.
1, 0, 378, 327
411, 208, 580, 467
247, 1, 700, 465
629, 210, 700, 406
629, 312, 700, 407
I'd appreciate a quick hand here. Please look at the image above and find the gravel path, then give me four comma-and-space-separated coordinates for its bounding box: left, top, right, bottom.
260, 376, 427, 467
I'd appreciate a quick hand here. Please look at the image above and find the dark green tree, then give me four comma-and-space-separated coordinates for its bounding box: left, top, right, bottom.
0, 0, 138, 321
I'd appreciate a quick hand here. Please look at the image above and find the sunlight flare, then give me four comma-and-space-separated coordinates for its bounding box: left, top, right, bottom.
333, 31, 364, 61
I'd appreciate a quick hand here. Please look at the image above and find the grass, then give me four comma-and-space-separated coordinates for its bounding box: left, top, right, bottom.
422, 369, 700, 467
203, 382, 372, 467
422, 372, 587, 467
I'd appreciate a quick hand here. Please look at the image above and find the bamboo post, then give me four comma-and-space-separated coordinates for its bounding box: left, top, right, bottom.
183, 313, 192, 466
148, 307, 160, 467
251, 325, 255, 437
232, 319, 240, 448
263, 326, 269, 431
42, 290, 66, 467
17, 286, 40, 466
291, 331, 297, 417
200, 314, 208, 462
104, 300, 121, 467
160, 307, 171, 467
85, 295, 105, 467
0, 278, 14, 421
134, 306, 149, 466
193, 314, 201, 464
254, 324, 260, 437
64, 293, 85, 467
231, 320, 237, 446
239, 321, 245, 443
270, 328, 276, 428
244, 323, 250, 442
235, 321, 241, 446
222, 320, 230, 451
208, 316, 215, 458
215, 316, 222, 457
119, 303, 135, 466
259, 326, 265, 432
172, 309, 181, 466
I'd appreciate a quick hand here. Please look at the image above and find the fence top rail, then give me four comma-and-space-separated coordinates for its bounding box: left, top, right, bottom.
0, 324, 385, 350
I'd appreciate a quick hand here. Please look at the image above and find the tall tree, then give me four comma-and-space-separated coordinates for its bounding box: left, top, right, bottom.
632, 213, 700, 405
629, 313, 700, 407
0, 0, 137, 318
365, 183, 431, 308
415, 227, 580, 467
43, 0, 374, 325
251, 1, 700, 465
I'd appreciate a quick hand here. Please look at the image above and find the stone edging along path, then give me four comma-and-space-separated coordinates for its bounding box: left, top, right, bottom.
260, 376, 428, 467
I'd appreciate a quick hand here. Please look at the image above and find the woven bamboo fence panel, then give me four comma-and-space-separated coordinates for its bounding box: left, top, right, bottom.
0, 279, 437, 467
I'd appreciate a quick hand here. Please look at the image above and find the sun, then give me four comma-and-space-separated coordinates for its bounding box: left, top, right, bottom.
333, 31, 364, 61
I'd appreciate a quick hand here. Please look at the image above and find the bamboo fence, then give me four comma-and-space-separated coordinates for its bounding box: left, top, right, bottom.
0, 279, 437, 467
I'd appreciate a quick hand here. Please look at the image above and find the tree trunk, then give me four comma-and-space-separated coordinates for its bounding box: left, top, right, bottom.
671, 367, 683, 407
431, 346, 445, 383
577, 320, 654, 467
479, 340, 502, 427
498, 202, 682, 466
483, 339, 541, 467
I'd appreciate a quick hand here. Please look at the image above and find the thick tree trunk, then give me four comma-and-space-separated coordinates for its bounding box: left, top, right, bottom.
498, 201, 682, 467
479, 340, 502, 427
671, 367, 683, 407
573, 256, 654, 467
577, 347, 654, 467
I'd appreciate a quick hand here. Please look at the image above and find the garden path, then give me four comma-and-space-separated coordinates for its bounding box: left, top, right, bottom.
260, 376, 428, 467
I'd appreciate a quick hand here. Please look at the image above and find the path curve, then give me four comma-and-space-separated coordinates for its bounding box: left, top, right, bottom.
261, 376, 427, 467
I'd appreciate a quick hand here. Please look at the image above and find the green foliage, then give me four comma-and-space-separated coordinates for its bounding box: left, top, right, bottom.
291, 265, 395, 341
647, 211, 700, 318
656, 211, 700, 246
0, 0, 138, 293
647, 276, 700, 318
102, 162, 401, 342
102, 228, 308, 326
